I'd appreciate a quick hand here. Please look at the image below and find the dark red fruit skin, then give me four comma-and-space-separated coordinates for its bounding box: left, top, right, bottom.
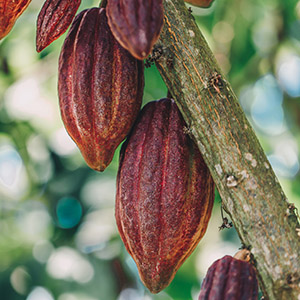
116, 98, 215, 293
0, 0, 31, 40
198, 255, 259, 300
36, 0, 81, 52
58, 8, 144, 172
106, 0, 164, 60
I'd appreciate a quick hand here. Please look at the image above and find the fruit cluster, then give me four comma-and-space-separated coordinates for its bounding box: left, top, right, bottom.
1, 0, 259, 297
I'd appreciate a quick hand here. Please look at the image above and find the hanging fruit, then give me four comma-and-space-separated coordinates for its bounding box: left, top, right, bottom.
198, 249, 259, 300
106, 0, 164, 60
58, 8, 144, 171
116, 98, 215, 293
36, 0, 81, 52
0, 0, 31, 40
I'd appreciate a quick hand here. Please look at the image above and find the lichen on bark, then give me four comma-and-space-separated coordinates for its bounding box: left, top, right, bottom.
154, 0, 300, 299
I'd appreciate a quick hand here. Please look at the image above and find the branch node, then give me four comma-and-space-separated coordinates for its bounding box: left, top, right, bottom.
208, 71, 225, 94
226, 174, 238, 188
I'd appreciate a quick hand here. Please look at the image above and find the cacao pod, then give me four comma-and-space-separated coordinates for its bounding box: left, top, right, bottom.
116, 98, 215, 293
36, 0, 81, 52
185, 0, 214, 8
106, 0, 164, 60
198, 250, 259, 300
0, 0, 31, 40
58, 8, 144, 171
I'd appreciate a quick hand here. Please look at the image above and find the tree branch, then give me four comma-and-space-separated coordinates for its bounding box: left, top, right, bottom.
154, 0, 300, 299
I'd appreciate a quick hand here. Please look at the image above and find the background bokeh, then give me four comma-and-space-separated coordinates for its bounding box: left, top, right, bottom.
0, 0, 299, 299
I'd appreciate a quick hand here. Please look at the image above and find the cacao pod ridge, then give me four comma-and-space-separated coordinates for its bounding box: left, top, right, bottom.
106, 0, 164, 60
198, 255, 259, 300
116, 98, 214, 293
0, 0, 31, 40
58, 8, 144, 171
36, 0, 81, 52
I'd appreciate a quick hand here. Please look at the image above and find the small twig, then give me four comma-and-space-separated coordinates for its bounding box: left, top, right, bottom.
219, 205, 233, 230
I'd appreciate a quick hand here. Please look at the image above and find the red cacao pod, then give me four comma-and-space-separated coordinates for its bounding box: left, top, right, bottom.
184, 0, 214, 8
116, 98, 215, 293
58, 8, 144, 171
0, 0, 31, 40
198, 250, 259, 300
106, 0, 164, 60
36, 0, 81, 52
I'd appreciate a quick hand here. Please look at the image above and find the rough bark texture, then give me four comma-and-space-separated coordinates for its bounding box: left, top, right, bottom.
154, 0, 300, 299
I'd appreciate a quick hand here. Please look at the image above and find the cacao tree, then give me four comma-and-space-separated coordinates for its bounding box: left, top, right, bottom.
0, 0, 299, 299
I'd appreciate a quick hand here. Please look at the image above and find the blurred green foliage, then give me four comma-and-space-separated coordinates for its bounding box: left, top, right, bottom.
0, 0, 299, 299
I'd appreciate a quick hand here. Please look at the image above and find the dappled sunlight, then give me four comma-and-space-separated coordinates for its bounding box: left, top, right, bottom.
26, 287, 54, 300
4, 77, 57, 131
251, 74, 285, 136
16, 202, 53, 242
0, 143, 28, 199
10, 266, 31, 295
49, 128, 78, 156
46, 247, 94, 283
75, 209, 118, 255
268, 137, 299, 178
277, 55, 300, 97
32, 240, 54, 263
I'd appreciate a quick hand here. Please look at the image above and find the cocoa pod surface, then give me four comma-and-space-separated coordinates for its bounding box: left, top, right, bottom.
116, 98, 215, 293
0, 0, 31, 40
36, 0, 81, 52
106, 0, 164, 60
198, 254, 259, 300
58, 8, 144, 171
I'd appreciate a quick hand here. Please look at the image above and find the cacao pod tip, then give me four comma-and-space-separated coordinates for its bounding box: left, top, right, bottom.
36, 43, 43, 53
139, 268, 173, 294
89, 163, 107, 173
81, 150, 111, 172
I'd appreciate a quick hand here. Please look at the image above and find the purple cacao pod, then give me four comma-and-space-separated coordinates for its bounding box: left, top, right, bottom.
106, 0, 164, 60
36, 0, 81, 52
116, 98, 215, 293
199, 250, 259, 300
58, 8, 144, 171
0, 0, 31, 40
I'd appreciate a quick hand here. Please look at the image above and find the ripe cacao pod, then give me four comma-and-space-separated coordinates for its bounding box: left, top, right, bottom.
36, 0, 81, 52
116, 98, 215, 293
198, 250, 259, 300
185, 0, 214, 8
0, 0, 31, 40
106, 0, 164, 60
58, 8, 144, 171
